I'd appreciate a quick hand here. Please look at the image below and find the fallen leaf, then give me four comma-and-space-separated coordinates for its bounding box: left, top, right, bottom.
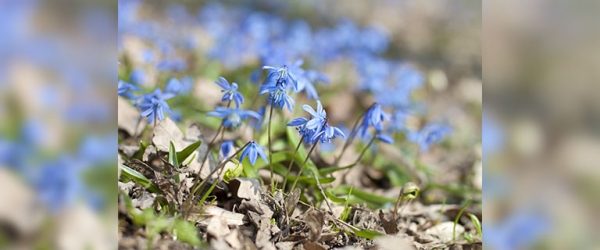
229, 178, 261, 201
207, 216, 230, 238
304, 208, 325, 242
374, 235, 415, 250
378, 210, 399, 234
284, 188, 301, 216
424, 221, 464, 243
152, 118, 188, 152
303, 241, 327, 250
193, 205, 246, 227
118, 96, 146, 136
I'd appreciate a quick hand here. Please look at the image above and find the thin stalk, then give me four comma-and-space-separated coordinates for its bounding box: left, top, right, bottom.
198, 100, 232, 175
334, 103, 374, 165
281, 135, 305, 191
313, 170, 333, 214
340, 135, 376, 181
289, 142, 319, 192
184, 141, 251, 217
267, 105, 275, 192
353, 135, 376, 166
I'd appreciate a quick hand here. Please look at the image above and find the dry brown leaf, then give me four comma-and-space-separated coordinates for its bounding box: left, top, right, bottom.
378, 210, 399, 234
229, 178, 261, 201
193, 205, 246, 226
207, 216, 231, 238
424, 222, 464, 243
118, 96, 146, 136
302, 241, 327, 250
284, 188, 301, 216
304, 208, 325, 242
374, 235, 415, 250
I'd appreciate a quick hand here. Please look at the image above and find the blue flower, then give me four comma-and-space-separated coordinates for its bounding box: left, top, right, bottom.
240, 141, 267, 166
312, 124, 345, 144
409, 123, 452, 152
215, 77, 244, 107
165, 77, 192, 95
138, 89, 175, 124
288, 100, 327, 141
288, 100, 344, 145
261, 64, 298, 91
208, 107, 261, 129
118, 80, 138, 99
260, 83, 295, 111
357, 103, 389, 139
219, 140, 235, 160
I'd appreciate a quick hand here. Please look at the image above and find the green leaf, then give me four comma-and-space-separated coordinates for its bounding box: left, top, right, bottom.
169, 141, 179, 168
319, 165, 353, 175
177, 140, 202, 163
352, 229, 383, 240
133, 140, 149, 160
173, 219, 201, 246
286, 176, 335, 185
325, 189, 347, 204
468, 213, 482, 238
331, 186, 395, 208
120, 164, 161, 193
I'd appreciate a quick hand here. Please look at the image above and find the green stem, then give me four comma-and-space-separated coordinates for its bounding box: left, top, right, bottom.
341, 135, 376, 181
334, 103, 374, 165
289, 142, 319, 192
184, 141, 250, 218
267, 105, 275, 193
198, 100, 231, 175
282, 135, 305, 191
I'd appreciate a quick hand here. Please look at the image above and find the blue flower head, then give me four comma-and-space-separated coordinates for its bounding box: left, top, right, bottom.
240, 141, 267, 166
409, 123, 452, 152
261, 64, 298, 91
208, 107, 261, 129
357, 103, 390, 139
260, 83, 295, 111
118, 80, 138, 99
215, 77, 244, 107
219, 140, 235, 160
138, 89, 175, 124
312, 124, 345, 144
288, 100, 344, 145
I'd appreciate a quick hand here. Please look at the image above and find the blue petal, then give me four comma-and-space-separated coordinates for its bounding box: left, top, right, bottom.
288, 117, 308, 126
376, 134, 394, 144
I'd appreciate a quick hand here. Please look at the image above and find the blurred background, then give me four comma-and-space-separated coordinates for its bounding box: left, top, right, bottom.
0, 0, 117, 249
484, 0, 600, 249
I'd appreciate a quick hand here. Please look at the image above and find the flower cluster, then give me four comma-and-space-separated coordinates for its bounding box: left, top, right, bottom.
288, 101, 345, 145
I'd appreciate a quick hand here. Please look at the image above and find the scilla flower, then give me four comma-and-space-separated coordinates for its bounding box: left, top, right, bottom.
288, 100, 344, 145
215, 76, 244, 107
357, 103, 389, 139
208, 107, 261, 129
240, 141, 268, 165
118, 80, 138, 99
138, 89, 175, 124
219, 140, 235, 160
260, 83, 295, 111
262, 64, 298, 90
312, 124, 345, 144
409, 123, 452, 152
